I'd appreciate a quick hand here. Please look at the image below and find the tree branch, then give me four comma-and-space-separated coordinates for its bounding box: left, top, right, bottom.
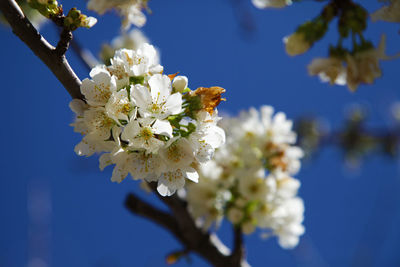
55, 27, 72, 56
70, 36, 99, 71
0, 0, 83, 100
125, 183, 249, 267
125, 193, 183, 239
230, 226, 245, 266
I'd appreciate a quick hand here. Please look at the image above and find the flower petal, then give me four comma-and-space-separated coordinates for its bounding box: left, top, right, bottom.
152, 119, 173, 137
163, 93, 183, 116
148, 74, 171, 104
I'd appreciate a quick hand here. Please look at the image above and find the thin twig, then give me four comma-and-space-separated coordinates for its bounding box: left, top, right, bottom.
0, 0, 83, 100
70, 37, 99, 71
55, 28, 72, 56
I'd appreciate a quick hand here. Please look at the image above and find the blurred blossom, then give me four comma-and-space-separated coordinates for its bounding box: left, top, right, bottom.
87, 0, 149, 29
371, 0, 400, 23
186, 106, 305, 249
99, 29, 157, 65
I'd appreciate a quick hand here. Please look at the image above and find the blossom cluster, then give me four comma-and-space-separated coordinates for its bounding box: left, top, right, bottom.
70, 43, 226, 196
186, 106, 305, 249
371, 0, 400, 23
87, 0, 149, 29
308, 35, 389, 92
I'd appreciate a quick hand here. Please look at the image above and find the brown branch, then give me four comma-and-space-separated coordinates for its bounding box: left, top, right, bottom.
55, 27, 72, 56
124, 183, 249, 267
125, 193, 183, 240
230, 226, 245, 266
0, 0, 83, 100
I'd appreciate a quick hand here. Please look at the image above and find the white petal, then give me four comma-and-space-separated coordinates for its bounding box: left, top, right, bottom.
163, 93, 183, 115
99, 153, 112, 171
203, 126, 226, 149
138, 43, 157, 63
111, 166, 128, 183
80, 79, 95, 101
148, 74, 172, 104
157, 180, 173, 196
132, 84, 152, 113
69, 99, 87, 116
74, 141, 94, 156
89, 65, 108, 79
152, 120, 173, 137
149, 64, 163, 74
121, 120, 141, 142
194, 141, 213, 163
185, 167, 199, 183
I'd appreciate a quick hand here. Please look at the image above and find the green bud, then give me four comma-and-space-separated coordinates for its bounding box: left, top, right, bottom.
64, 8, 97, 31
129, 76, 145, 85
321, 3, 338, 22
27, 0, 61, 18
297, 16, 329, 45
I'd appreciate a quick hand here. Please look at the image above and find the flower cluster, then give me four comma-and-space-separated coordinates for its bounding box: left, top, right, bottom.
70, 43, 226, 196
371, 0, 400, 23
87, 0, 149, 29
308, 35, 390, 91
186, 106, 305, 249
253, 0, 400, 92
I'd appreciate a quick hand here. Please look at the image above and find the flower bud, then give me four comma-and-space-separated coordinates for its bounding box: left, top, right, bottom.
27, 0, 61, 18
283, 32, 311, 56
172, 76, 188, 93
64, 8, 97, 31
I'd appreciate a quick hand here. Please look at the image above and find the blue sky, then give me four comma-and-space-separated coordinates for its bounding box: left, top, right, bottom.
1, 0, 400, 266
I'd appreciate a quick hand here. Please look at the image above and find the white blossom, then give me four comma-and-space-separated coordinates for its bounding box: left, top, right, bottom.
81, 65, 117, 106
308, 35, 395, 92
122, 117, 172, 154
345, 35, 389, 92
87, 0, 148, 29
70, 43, 226, 197
186, 106, 305, 249
188, 111, 226, 163
308, 57, 347, 86
110, 44, 163, 78
133, 74, 182, 119
105, 87, 135, 123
